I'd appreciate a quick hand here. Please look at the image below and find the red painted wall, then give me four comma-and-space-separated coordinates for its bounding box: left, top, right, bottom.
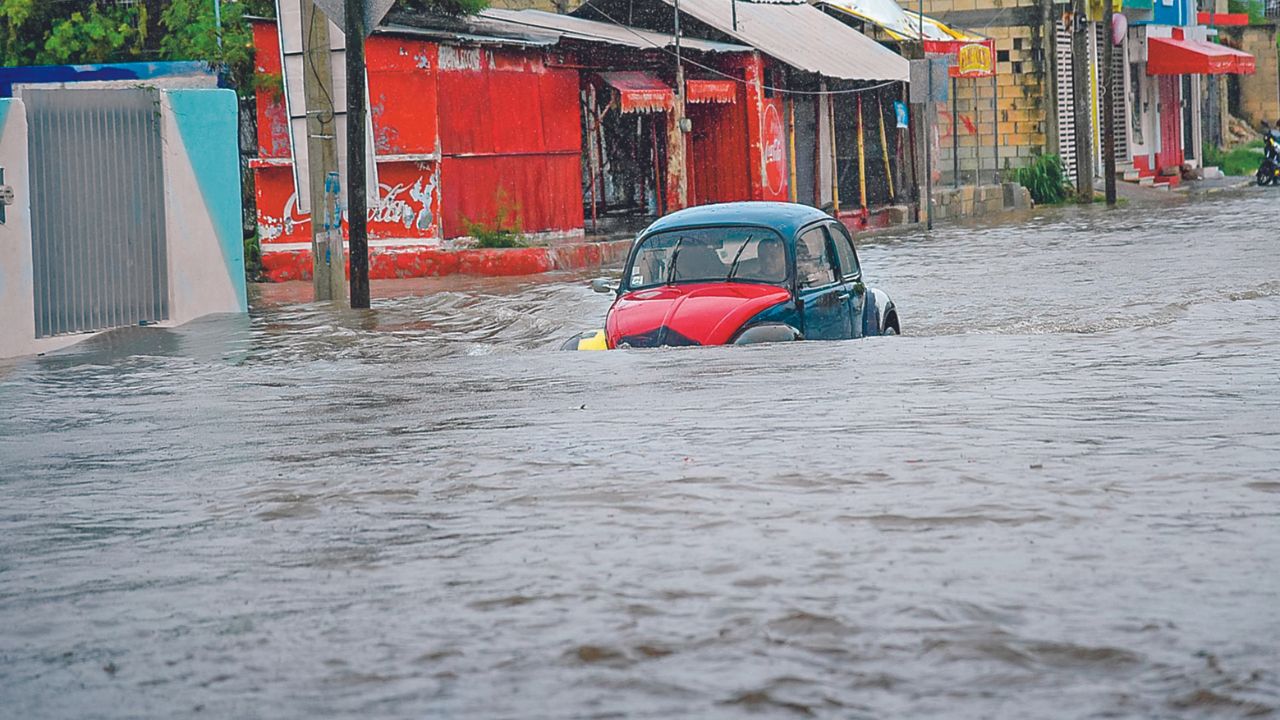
249, 21, 583, 250
687, 83, 751, 206
739, 54, 789, 203
252, 21, 289, 159
436, 48, 583, 237
367, 38, 439, 156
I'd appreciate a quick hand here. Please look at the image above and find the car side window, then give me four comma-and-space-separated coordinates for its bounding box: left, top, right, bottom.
830, 225, 861, 280
796, 227, 836, 289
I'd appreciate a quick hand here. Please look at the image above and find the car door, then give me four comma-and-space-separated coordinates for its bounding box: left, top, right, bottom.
827, 223, 866, 338
794, 225, 852, 340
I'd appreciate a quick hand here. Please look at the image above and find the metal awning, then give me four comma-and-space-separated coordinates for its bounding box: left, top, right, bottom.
479, 9, 750, 54
654, 0, 909, 82
686, 79, 737, 104
599, 71, 674, 113
1147, 37, 1255, 75
818, 0, 968, 42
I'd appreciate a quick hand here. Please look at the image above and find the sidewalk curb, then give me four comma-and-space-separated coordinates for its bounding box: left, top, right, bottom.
260, 239, 634, 283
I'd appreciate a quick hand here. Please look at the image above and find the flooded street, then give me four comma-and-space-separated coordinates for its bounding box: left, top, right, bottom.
2, 191, 1279, 718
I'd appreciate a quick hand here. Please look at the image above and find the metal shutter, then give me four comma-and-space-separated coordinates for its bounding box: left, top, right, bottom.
1055, 22, 1078, 184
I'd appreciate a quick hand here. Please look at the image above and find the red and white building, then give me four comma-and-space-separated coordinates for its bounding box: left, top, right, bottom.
249, 1, 910, 281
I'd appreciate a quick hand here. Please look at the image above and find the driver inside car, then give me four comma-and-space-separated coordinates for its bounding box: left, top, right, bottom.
758, 237, 786, 280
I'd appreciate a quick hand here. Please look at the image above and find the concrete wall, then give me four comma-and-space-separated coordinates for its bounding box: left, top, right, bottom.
160, 89, 248, 326
1, 89, 246, 359
1227, 24, 1280, 128
0, 99, 36, 359
929, 182, 1032, 221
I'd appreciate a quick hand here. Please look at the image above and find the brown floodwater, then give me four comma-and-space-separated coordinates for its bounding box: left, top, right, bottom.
2, 190, 1278, 718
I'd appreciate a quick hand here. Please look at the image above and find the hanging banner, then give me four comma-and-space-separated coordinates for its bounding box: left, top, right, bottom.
894, 100, 909, 128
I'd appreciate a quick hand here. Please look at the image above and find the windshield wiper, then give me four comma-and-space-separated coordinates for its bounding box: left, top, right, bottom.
726, 235, 753, 281
666, 237, 686, 285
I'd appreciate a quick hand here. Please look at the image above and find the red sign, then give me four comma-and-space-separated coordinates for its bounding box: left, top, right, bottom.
763, 103, 786, 198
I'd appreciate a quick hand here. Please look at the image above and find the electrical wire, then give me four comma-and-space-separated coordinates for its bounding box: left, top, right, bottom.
575, 0, 904, 96
304, 1, 337, 124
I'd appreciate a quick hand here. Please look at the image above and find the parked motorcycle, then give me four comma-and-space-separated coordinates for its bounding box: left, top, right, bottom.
1258, 131, 1280, 187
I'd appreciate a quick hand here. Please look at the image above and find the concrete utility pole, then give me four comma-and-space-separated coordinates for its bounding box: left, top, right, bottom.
667, 0, 689, 210
301, 0, 344, 303
919, 0, 933, 230
1071, 0, 1094, 203
345, 0, 370, 309
1102, 0, 1117, 206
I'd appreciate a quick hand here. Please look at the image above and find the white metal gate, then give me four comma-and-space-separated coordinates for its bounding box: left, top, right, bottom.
26, 89, 169, 338
1055, 22, 1078, 184
1093, 25, 1130, 167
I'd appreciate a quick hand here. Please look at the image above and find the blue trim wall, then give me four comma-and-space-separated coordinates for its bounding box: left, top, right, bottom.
0, 61, 218, 98
167, 89, 247, 311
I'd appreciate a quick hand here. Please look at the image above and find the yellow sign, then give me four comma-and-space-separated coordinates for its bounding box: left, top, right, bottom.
1086, 0, 1124, 22
955, 42, 994, 77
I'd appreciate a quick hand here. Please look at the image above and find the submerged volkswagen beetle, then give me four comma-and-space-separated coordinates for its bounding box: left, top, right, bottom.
563, 202, 899, 350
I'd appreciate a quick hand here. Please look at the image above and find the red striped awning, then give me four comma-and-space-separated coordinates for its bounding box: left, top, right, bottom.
686, 79, 737, 104
598, 71, 673, 114
1147, 36, 1255, 75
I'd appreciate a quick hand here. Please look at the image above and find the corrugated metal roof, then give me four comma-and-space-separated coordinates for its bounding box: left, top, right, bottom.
479, 8, 750, 54
378, 16, 562, 47
660, 0, 909, 81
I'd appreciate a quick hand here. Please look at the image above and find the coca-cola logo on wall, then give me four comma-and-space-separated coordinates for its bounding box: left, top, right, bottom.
763, 103, 787, 197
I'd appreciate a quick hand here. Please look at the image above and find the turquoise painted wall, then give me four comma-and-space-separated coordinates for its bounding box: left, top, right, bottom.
166, 89, 247, 311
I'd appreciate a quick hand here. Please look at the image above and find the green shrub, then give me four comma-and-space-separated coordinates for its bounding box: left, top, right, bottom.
243, 232, 265, 282
1204, 140, 1265, 177
462, 221, 527, 248
462, 188, 527, 248
1011, 154, 1073, 205
1226, 0, 1265, 24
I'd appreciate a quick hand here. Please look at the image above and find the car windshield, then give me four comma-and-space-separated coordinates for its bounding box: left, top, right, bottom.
625, 227, 788, 290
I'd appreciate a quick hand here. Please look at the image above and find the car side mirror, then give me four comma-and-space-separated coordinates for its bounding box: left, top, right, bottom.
590, 278, 618, 294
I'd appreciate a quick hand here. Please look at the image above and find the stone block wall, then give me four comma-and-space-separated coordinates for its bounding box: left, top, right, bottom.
909, 0, 1052, 185
929, 182, 1032, 221
1226, 24, 1280, 129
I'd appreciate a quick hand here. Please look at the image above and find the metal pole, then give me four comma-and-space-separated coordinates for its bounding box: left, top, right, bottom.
345, 0, 370, 308
952, 76, 959, 188
788, 98, 798, 202
920, 2, 933, 229
878, 95, 895, 201
1103, 0, 1117, 206
992, 71, 999, 185
1071, 0, 1094, 202
829, 87, 841, 214
1207, 0, 1219, 148
857, 94, 868, 210
732, 0, 738, 32
214, 0, 223, 49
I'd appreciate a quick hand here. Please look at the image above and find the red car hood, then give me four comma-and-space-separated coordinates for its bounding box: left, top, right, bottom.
606, 282, 792, 348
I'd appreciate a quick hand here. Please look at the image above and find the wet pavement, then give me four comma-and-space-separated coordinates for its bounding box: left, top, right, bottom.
2, 189, 1279, 718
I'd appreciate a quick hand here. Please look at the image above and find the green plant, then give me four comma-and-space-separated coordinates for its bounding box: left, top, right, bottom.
1227, 0, 1265, 24
244, 232, 265, 282
1011, 154, 1073, 205
462, 188, 527, 248
1203, 139, 1265, 176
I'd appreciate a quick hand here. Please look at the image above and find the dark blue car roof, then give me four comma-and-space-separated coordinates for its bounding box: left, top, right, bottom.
640, 202, 831, 242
